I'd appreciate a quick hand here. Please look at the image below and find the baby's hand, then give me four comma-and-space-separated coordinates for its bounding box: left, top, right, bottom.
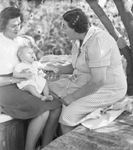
47, 95, 53, 101
41, 95, 53, 101
41, 96, 47, 101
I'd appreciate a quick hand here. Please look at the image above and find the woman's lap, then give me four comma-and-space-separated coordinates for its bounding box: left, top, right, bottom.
0, 84, 61, 119
59, 88, 127, 126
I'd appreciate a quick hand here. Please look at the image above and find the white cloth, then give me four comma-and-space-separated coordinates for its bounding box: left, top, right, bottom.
15, 61, 46, 93
82, 96, 133, 130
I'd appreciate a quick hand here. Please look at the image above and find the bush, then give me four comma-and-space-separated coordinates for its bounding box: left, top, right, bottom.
0, 0, 129, 55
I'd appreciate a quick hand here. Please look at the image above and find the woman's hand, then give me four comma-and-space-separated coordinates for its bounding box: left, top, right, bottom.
20, 69, 34, 80
46, 64, 59, 73
13, 69, 34, 80
61, 94, 75, 106
45, 72, 60, 81
0, 76, 26, 86
11, 77, 26, 84
52, 67, 59, 73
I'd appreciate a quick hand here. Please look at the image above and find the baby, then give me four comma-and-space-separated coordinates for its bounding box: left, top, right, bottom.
13, 46, 58, 101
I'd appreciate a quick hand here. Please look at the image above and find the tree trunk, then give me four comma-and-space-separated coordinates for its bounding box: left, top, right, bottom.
113, 0, 133, 59
86, 0, 119, 40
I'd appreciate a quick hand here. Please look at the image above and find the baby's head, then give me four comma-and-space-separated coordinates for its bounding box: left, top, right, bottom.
17, 46, 36, 63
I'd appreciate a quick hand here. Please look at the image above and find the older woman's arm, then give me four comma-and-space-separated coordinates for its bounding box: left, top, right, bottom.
45, 63, 74, 81
57, 63, 74, 74
63, 66, 106, 105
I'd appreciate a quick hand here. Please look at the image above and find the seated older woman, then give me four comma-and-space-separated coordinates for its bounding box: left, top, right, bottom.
49, 8, 127, 134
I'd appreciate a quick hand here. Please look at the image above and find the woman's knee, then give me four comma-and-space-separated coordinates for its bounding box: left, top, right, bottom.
60, 123, 74, 134
60, 109, 79, 126
50, 107, 62, 119
40, 111, 49, 119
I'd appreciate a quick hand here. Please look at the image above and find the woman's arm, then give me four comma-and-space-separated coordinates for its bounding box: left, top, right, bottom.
13, 70, 27, 78
63, 67, 106, 105
0, 76, 26, 86
13, 69, 33, 80
42, 64, 59, 73
57, 63, 74, 74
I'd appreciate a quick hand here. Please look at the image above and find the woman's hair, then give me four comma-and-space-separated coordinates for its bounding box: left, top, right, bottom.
63, 8, 89, 33
0, 7, 23, 32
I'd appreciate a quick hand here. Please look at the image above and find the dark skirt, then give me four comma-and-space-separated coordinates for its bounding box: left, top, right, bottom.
0, 84, 61, 119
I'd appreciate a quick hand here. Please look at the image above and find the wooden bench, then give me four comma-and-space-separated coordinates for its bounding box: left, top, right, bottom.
43, 111, 133, 150
0, 89, 60, 150
0, 114, 28, 150
1, 107, 133, 150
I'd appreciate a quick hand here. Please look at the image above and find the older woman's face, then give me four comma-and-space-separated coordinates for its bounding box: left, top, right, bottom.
62, 19, 76, 40
4, 17, 21, 39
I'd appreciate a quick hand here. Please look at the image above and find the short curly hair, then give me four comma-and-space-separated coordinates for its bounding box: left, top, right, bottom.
0, 7, 23, 32
63, 8, 90, 33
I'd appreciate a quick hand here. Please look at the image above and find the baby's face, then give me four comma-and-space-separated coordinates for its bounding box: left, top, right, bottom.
22, 48, 36, 63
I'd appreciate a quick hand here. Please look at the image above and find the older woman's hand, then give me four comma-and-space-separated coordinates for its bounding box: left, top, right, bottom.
61, 94, 75, 106
45, 72, 60, 82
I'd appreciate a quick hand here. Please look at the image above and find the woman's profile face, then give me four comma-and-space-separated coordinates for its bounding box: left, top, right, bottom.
62, 19, 76, 40
4, 17, 21, 39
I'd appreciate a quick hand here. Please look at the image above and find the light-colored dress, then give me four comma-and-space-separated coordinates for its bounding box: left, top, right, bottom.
15, 61, 46, 94
49, 26, 127, 128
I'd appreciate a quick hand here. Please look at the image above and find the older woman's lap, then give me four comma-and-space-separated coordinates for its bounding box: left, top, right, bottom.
59, 88, 127, 126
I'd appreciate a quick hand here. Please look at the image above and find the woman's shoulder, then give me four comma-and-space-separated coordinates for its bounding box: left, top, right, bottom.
0, 32, 8, 42
88, 26, 113, 44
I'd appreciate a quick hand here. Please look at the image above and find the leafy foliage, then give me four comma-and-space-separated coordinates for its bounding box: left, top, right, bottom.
0, 0, 128, 56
